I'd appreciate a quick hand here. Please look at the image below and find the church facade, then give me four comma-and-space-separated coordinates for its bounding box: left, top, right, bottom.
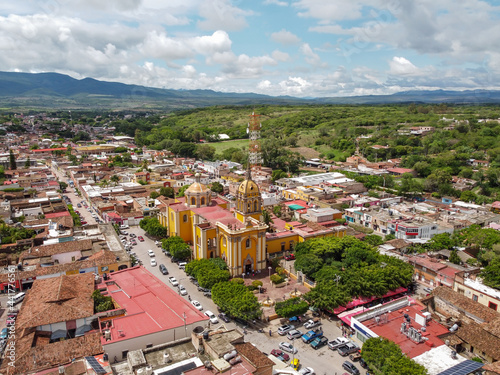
158, 170, 346, 276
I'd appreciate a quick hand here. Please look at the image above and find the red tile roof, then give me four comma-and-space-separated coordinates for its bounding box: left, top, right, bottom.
367, 302, 449, 358
97, 266, 208, 344
16, 273, 95, 330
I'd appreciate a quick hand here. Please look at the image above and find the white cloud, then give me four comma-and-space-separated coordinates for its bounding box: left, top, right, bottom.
300, 43, 326, 67
271, 50, 290, 62
197, 0, 252, 31
263, 0, 289, 6
389, 56, 419, 76
270, 29, 301, 45
279, 76, 312, 95
257, 80, 272, 89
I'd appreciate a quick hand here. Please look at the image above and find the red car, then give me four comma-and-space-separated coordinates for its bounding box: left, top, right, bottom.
285, 254, 295, 261
138, 236, 144, 242
271, 349, 290, 362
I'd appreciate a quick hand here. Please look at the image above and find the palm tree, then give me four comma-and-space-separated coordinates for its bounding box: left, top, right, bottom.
262, 210, 274, 232
110, 175, 120, 186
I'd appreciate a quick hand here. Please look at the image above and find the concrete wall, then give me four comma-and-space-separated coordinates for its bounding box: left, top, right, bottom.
103, 322, 202, 361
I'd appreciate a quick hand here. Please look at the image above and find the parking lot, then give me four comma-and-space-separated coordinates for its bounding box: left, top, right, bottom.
125, 226, 364, 375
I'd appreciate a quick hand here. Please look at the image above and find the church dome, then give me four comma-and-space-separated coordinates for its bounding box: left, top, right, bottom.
186, 173, 210, 194
238, 179, 259, 195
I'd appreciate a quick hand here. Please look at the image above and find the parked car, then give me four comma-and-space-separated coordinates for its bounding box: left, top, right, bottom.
147, 249, 155, 257
289, 315, 301, 323
204, 310, 219, 324
0, 328, 7, 340
285, 254, 295, 261
150, 258, 157, 267
279, 341, 298, 354
286, 329, 303, 340
198, 286, 210, 293
203, 291, 212, 298
120, 230, 128, 235
359, 358, 368, 369
291, 358, 300, 370
270, 349, 289, 362
169, 277, 178, 286
191, 300, 203, 311
310, 336, 328, 350
159, 264, 168, 275
277, 324, 295, 336
218, 313, 231, 323
130, 233, 137, 238
138, 236, 144, 242
179, 285, 188, 295
328, 337, 350, 350
299, 367, 314, 375
342, 361, 360, 375
338, 342, 359, 357
303, 318, 321, 329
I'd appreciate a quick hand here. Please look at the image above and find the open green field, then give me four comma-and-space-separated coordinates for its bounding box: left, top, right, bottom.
209, 139, 249, 153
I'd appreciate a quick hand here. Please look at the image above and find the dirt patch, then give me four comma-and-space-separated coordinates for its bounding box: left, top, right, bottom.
287, 146, 320, 159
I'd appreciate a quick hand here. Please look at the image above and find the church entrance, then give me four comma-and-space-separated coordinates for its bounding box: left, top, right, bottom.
245, 259, 252, 274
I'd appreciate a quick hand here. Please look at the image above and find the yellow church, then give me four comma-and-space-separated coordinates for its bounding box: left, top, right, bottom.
158, 169, 345, 276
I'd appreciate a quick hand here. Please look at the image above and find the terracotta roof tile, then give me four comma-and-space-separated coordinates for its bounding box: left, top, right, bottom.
16, 273, 95, 329
454, 321, 500, 360
2, 331, 103, 375
20, 239, 93, 261
234, 342, 275, 368
431, 286, 500, 323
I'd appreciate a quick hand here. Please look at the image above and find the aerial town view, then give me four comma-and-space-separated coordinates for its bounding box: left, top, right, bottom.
1, 2, 500, 375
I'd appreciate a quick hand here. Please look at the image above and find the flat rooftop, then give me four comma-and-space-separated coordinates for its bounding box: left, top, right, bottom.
98, 266, 207, 344
365, 303, 449, 358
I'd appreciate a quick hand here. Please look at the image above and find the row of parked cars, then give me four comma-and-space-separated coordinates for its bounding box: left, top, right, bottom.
274, 320, 367, 375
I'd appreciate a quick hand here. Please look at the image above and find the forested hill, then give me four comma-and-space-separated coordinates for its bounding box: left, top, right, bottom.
1, 71, 500, 109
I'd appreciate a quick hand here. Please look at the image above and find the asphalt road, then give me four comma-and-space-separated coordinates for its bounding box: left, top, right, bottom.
128, 226, 359, 375
51, 166, 99, 225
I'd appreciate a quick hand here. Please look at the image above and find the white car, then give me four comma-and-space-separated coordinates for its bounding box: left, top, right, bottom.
191, 300, 203, 311
147, 249, 155, 257
179, 285, 188, 296
150, 258, 157, 267
299, 367, 315, 375
304, 319, 322, 329
169, 277, 178, 286
287, 329, 303, 340
204, 310, 219, 324
279, 341, 298, 354
328, 337, 349, 350
277, 324, 295, 336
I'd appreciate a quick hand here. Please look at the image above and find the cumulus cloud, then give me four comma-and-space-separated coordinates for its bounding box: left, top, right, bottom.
389, 56, 419, 76
197, 0, 252, 31
270, 29, 301, 45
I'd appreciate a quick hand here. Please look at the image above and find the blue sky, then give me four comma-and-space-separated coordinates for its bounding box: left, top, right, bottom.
1, 0, 500, 97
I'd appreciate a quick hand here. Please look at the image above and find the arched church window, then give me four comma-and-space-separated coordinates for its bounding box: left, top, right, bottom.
246, 238, 250, 248
201, 197, 205, 205
191, 197, 196, 205
183, 214, 188, 222
254, 201, 258, 212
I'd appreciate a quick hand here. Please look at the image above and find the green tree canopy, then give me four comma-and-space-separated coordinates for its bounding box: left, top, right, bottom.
212, 281, 262, 320
362, 337, 428, 375
275, 297, 309, 318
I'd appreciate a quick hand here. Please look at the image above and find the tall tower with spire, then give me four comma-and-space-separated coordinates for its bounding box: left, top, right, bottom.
247, 112, 263, 169
235, 163, 262, 223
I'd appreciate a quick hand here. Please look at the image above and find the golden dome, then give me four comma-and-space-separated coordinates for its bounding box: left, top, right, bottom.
186, 174, 210, 194
238, 179, 259, 195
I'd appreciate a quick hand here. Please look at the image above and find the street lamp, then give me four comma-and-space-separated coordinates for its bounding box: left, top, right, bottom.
183, 312, 187, 337
268, 266, 272, 277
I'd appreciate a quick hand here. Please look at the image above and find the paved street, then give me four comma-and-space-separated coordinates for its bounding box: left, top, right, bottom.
127, 226, 358, 375
50, 166, 98, 225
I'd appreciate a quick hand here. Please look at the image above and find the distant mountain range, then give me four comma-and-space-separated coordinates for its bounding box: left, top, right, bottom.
0, 71, 500, 110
